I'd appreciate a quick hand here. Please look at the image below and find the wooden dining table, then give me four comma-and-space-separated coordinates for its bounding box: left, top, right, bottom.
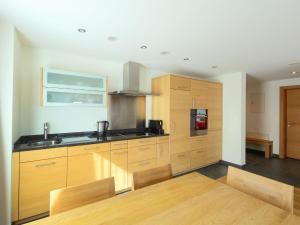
28, 173, 300, 225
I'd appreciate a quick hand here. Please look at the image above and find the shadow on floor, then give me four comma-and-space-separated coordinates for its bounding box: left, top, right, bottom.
197, 150, 300, 188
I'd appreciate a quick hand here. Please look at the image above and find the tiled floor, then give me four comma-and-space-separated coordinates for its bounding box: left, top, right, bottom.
197, 150, 300, 188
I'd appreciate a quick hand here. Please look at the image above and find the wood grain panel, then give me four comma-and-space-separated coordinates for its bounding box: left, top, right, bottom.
67, 151, 111, 186
171, 152, 190, 174
12, 152, 19, 221
26, 173, 300, 225
170, 76, 191, 91
128, 145, 156, 163
50, 177, 115, 216
128, 137, 157, 148
68, 143, 110, 156
191, 79, 208, 108
157, 142, 170, 166
111, 141, 128, 150
110, 149, 128, 192
20, 147, 67, 162
227, 166, 294, 212
19, 157, 67, 219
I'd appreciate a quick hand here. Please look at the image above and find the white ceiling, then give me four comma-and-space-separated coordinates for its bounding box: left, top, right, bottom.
1, 0, 300, 81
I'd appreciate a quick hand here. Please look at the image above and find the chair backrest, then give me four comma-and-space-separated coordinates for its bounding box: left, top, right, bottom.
133, 164, 172, 190
227, 166, 294, 212
50, 177, 115, 216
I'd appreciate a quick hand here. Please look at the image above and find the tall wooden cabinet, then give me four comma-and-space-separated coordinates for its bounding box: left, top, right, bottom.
152, 75, 222, 174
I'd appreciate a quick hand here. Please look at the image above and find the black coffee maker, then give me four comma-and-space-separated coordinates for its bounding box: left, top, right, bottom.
148, 120, 164, 134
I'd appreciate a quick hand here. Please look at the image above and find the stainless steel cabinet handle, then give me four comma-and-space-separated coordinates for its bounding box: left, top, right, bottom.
35, 162, 56, 168
138, 161, 150, 166
112, 151, 127, 155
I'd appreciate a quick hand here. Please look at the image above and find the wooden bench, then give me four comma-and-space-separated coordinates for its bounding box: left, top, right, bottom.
246, 137, 273, 159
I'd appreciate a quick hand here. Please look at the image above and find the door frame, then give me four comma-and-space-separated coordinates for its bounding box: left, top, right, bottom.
279, 85, 300, 159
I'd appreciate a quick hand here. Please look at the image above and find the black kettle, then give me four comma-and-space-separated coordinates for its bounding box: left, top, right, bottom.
148, 120, 164, 134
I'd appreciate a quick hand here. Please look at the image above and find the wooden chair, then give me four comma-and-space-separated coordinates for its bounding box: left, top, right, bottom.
227, 166, 294, 212
132, 164, 172, 190
50, 177, 115, 216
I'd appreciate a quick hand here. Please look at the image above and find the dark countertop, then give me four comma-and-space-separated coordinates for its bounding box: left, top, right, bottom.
14, 128, 169, 152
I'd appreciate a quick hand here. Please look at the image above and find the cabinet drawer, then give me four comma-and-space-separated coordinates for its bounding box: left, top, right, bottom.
171, 152, 190, 174
128, 159, 157, 173
19, 157, 67, 219
190, 136, 208, 151
68, 143, 110, 156
128, 137, 157, 148
111, 140, 128, 150
20, 147, 67, 162
190, 149, 207, 169
128, 144, 157, 163
111, 149, 128, 191
170, 139, 190, 154
157, 136, 169, 143
170, 76, 191, 91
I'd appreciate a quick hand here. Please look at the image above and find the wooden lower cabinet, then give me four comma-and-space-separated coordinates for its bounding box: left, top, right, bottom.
67, 151, 111, 186
128, 159, 157, 187
111, 149, 128, 192
19, 157, 67, 219
12, 153, 19, 222
157, 142, 170, 166
171, 152, 190, 174
128, 145, 157, 163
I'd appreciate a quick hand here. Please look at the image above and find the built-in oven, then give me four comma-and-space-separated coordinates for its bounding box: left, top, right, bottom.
190, 109, 208, 136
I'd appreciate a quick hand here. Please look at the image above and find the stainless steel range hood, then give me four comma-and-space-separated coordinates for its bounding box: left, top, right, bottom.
109, 61, 152, 96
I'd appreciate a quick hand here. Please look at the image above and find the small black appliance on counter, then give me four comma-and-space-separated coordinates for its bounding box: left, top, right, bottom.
148, 120, 164, 135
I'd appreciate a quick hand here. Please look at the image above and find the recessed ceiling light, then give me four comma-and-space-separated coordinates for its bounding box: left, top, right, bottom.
292, 71, 297, 75
183, 58, 190, 61
107, 36, 118, 41
160, 51, 169, 55
140, 45, 148, 49
212, 65, 218, 69
77, 28, 86, 33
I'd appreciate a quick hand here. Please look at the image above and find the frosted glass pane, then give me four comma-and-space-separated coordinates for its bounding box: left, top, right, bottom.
47, 72, 103, 89
47, 91, 103, 104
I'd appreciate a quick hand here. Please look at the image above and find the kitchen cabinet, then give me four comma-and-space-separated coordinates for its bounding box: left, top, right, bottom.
152, 74, 222, 175
191, 79, 208, 108
170, 76, 191, 91
157, 137, 170, 166
19, 157, 67, 219
207, 82, 222, 130
111, 149, 128, 192
12, 153, 19, 222
67, 151, 111, 186
128, 145, 157, 163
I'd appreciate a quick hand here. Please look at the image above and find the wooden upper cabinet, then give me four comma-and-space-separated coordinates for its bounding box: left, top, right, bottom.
170, 89, 191, 110
191, 80, 208, 108
170, 76, 191, 91
19, 157, 67, 219
67, 151, 111, 187
207, 82, 222, 130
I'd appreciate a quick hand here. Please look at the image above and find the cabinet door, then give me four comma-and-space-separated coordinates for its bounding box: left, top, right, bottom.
191, 80, 208, 108
170, 76, 191, 91
170, 89, 191, 110
157, 142, 170, 166
207, 82, 222, 130
207, 130, 222, 163
12, 153, 19, 222
170, 110, 190, 141
19, 157, 67, 219
67, 151, 111, 186
128, 145, 157, 163
111, 149, 128, 192
171, 152, 190, 174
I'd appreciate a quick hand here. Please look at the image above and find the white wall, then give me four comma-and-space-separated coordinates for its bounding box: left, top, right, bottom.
0, 20, 15, 225
215, 72, 247, 165
18, 47, 161, 135
247, 77, 300, 154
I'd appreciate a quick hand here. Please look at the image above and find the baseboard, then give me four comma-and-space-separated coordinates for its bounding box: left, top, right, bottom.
219, 160, 245, 169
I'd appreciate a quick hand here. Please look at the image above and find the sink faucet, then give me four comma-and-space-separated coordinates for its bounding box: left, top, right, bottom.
44, 122, 49, 140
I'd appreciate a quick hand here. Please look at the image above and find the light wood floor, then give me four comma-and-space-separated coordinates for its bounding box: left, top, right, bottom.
217, 176, 300, 216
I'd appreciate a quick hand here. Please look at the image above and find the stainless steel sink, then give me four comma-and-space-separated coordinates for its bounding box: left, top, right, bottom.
28, 138, 62, 147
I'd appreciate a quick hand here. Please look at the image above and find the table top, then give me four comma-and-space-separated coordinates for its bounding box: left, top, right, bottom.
28, 173, 300, 225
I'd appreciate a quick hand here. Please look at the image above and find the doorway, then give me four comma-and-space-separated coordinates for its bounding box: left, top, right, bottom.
280, 86, 300, 159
